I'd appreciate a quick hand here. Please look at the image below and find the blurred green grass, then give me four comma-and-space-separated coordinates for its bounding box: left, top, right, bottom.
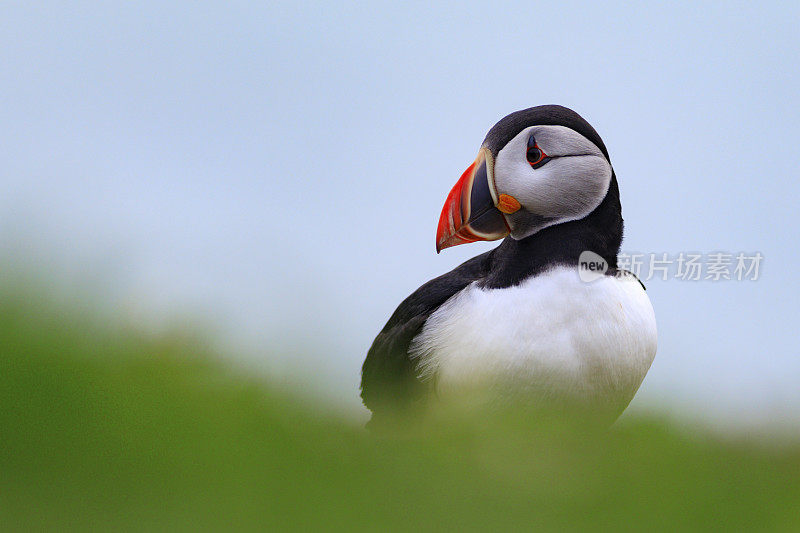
1, 287, 799, 532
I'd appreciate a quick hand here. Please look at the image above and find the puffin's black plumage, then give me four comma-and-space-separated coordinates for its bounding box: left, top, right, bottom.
360, 250, 493, 419
482, 105, 611, 160
360, 105, 625, 423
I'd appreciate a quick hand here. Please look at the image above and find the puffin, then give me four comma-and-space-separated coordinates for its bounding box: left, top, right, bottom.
361, 105, 657, 426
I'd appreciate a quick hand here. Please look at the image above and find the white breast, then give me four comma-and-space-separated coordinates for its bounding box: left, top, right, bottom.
409, 266, 657, 412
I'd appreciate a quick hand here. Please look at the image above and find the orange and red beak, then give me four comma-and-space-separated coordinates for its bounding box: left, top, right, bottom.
436, 149, 514, 252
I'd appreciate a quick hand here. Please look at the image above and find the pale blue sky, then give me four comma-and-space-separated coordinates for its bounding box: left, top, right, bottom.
2, 2, 799, 421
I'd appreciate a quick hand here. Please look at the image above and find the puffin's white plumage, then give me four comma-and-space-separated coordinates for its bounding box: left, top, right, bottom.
410, 267, 656, 413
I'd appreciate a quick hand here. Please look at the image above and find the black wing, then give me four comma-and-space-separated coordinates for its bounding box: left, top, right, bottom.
360, 250, 493, 423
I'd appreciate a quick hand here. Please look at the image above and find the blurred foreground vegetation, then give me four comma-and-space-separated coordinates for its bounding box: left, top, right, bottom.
1, 287, 799, 531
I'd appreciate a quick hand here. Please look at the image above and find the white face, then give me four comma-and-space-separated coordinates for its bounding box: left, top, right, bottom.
490, 125, 612, 240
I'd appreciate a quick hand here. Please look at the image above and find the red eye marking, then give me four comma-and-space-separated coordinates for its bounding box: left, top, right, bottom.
526, 145, 547, 165
526, 135, 551, 169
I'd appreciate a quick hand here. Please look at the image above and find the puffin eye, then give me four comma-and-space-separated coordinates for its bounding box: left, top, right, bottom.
526, 135, 550, 168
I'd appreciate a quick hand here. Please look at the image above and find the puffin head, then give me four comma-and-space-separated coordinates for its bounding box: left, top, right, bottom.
436, 105, 617, 253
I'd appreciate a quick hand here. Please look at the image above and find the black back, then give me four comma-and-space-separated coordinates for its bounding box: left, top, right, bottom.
360, 105, 623, 424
